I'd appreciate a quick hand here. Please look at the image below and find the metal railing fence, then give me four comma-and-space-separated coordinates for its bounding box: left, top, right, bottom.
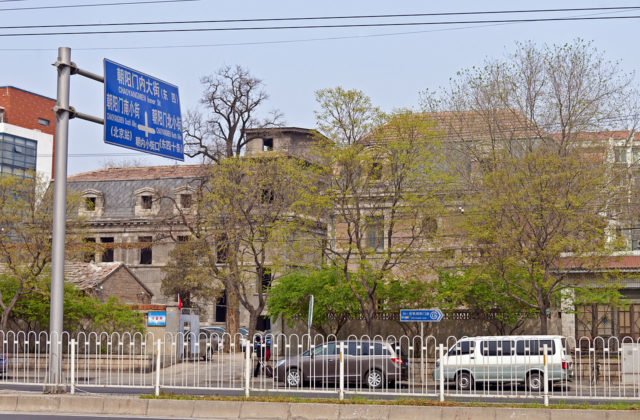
1, 331, 639, 405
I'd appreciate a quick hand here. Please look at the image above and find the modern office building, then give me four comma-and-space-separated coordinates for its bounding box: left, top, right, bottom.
0, 86, 55, 183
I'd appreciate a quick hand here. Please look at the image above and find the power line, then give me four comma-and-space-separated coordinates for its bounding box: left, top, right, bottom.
0, 0, 199, 12
2, 6, 640, 29
3, 13, 640, 37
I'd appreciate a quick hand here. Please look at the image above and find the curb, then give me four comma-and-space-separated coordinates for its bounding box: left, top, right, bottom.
0, 394, 636, 419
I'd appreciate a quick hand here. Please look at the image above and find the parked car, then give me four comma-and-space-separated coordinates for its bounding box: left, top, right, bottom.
433, 335, 573, 391
0, 354, 6, 377
274, 340, 408, 389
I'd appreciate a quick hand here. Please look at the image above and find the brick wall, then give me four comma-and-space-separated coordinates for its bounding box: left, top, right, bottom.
0, 86, 56, 137
100, 266, 152, 305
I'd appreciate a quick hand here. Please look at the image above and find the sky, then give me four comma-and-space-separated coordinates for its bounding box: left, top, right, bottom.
2, 0, 639, 175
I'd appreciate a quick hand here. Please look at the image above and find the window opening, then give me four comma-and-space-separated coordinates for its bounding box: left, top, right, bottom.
179, 193, 192, 209
141, 195, 152, 210
85, 197, 96, 211
37, 118, 50, 127
263, 138, 273, 151
139, 236, 152, 264
100, 237, 114, 262
83, 238, 96, 263
366, 216, 384, 251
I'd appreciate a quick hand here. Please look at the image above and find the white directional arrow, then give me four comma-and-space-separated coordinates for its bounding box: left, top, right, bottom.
137, 112, 156, 138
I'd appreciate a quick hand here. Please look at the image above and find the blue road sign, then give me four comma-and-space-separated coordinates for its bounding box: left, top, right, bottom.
147, 311, 167, 327
400, 309, 444, 322
104, 59, 183, 160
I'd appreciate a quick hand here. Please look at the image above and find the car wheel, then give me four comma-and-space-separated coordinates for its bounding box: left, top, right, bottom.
366, 369, 384, 389
455, 371, 473, 391
286, 368, 301, 387
527, 372, 543, 392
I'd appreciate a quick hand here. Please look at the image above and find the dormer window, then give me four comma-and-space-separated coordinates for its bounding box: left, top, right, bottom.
80, 189, 105, 217
173, 185, 196, 214
134, 187, 159, 216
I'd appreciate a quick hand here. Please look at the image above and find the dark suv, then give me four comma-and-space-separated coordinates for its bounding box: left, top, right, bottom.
274, 340, 408, 389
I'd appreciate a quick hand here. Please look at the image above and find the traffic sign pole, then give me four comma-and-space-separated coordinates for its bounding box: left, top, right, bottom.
47, 46, 71, 393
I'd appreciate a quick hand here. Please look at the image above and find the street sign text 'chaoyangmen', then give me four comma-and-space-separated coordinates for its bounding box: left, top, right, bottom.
400, 309, 444, 322
104, 59, 183, 160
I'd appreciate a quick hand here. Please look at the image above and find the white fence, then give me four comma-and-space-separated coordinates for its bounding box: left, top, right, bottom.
1, 331, 639, 405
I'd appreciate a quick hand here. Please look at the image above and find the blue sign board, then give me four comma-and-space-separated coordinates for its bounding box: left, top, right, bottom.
104, 59, 183, 160
147, 311, 167, 327
400, 309, 444, 322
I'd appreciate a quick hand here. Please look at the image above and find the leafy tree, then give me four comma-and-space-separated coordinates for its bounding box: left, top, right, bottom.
0, 274, 144, 333
183, 65, 283, 161
160, 156, 322, 340
314, 88, 451, 336
267, 267, 360, 337
423, 40, 633, 333
0, 174, 83, 331
435, 269, 538, 335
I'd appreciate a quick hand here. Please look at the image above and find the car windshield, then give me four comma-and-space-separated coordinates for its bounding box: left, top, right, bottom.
239, 328, 248, 335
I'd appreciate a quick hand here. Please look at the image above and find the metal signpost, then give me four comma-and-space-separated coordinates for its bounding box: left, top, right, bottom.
48, 47, 182, 392
307, 295, 314, 340
400, 308, 443, 387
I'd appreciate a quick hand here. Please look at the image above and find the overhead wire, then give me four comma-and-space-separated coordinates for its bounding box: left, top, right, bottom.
4, 14, 640, 37
2, 6, 640, 29
0, 0, 200, 12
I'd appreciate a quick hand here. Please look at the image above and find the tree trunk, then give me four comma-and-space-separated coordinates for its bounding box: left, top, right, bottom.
539, 310, 548, 335
225, 288, 240, 347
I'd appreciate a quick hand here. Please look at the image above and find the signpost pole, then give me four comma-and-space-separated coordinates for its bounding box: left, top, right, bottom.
47, 46, 71, 393
307, 295, 314, 346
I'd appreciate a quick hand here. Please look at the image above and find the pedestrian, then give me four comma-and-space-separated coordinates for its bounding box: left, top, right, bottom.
253, 334, 271, 377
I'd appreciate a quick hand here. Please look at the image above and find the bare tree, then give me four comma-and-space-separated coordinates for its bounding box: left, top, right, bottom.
184, 65, 283, 162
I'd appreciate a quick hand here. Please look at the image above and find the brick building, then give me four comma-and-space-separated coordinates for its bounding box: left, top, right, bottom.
0, 86, 55, 183
64, 261, 153, 305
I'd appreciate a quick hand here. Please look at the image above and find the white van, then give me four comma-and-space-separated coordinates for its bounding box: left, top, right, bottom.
433, 335, 573, 391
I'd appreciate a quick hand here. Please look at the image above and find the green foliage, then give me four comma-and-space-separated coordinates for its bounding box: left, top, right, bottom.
267, 266, 360, 336
268, 266, 433, 336
0, 273, 144, 333
435, 269, 538, 334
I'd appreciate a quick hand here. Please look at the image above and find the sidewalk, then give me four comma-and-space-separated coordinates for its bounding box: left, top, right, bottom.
0, 391, 637, 420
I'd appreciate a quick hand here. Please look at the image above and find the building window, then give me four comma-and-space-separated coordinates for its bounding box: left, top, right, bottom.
141, 195, 152, 210
180, 193, 192, 209
100, 237, 114, 262
0, 133, 37, 178
83, 237, 96, 263
366, 216, 384, 251
615, 147, 628, 163
37, 118, 50, 127
216, 234, 228, 263
261, 189, 274, 204
177, 235, 190, 242
139, 236, 152, 264
263, 138, 273, 151
261, 268, 272, 291
85, 197, 96, 211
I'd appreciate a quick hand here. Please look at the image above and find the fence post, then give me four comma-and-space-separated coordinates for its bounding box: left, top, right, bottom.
339, 342, 344, 401
155, 339, 161, 397
438, 343, 445, 402
70, 339, 75, 395
543, 344, 549, 407
244, 342, 250, 398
